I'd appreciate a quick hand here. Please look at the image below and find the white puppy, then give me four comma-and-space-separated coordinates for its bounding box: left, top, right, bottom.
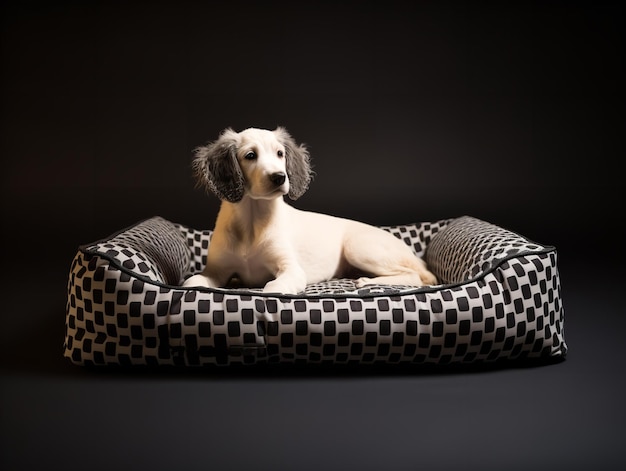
183, 127, 437, 294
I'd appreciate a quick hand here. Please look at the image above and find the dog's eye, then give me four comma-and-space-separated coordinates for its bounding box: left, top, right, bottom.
244, 151, 257, 161
277, 150, 284, 158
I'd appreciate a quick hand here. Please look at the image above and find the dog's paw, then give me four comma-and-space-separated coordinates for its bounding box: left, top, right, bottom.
355, 277, 372, 288
183, 274, 213, 288
263, 281, 295, 295
263, 278, 302, 295
419, 270, 438, 286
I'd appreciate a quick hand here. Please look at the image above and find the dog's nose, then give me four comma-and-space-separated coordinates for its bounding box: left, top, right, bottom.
269, 172, 286, 186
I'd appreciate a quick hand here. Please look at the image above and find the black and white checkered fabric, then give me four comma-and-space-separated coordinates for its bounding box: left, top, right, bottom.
64, 216, 567, 367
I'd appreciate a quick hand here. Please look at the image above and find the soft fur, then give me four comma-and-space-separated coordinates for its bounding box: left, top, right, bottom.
184, 127, 437, 294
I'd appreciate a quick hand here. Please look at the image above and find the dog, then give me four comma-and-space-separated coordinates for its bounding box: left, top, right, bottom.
183, 127, 437, 294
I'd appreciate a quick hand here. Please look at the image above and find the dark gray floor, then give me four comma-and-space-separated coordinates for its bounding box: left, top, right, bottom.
1, 259, 624, 471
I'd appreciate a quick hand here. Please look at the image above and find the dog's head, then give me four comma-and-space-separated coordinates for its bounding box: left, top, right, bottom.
192, 127, 313, 203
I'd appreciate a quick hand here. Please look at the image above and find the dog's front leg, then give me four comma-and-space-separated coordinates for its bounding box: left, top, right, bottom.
263, 259, 307, 295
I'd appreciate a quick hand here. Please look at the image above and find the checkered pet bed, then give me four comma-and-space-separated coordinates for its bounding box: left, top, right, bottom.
64, 216, 567, 367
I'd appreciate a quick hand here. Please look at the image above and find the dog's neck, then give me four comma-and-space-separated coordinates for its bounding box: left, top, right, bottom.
218, 196, 287, 244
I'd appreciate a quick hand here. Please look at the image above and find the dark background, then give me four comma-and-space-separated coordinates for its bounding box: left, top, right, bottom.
1, 1, 624, 470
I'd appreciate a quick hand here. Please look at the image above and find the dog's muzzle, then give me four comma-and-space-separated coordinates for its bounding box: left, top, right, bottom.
269, 172, 287, 187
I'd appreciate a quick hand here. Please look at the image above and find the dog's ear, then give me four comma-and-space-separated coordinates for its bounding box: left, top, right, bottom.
192, 128, 244, 203
275, 127, 313, 200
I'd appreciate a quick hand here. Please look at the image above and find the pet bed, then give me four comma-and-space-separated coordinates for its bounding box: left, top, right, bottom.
64, 216, 567, 367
